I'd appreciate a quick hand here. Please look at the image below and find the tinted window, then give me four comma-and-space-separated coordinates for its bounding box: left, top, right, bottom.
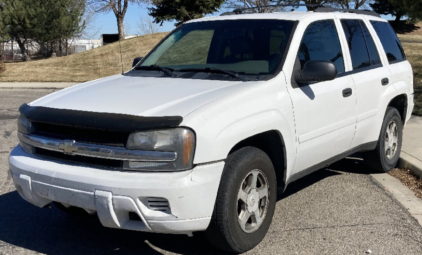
341, 20, 371, 70
361, 21, 381, 66
141, 20, 295, 76
298, 20, 345, 74
370, 21, 406, 63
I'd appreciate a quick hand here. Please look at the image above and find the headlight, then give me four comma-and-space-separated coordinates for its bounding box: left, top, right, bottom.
17, 114, 34, 134
125, 128, 195, 171
17, 114, 35, 154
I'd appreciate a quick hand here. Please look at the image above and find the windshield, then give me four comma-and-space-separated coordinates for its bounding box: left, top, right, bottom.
139, 19, 295, 77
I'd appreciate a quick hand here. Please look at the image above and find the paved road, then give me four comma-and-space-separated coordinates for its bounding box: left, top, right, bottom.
1, 89, 422, 255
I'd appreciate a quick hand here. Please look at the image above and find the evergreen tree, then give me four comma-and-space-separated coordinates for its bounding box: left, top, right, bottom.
370, 0, 406, 22
149, 0, 225, 26
0, 0, 85, 59
396, 0, 422, 21
37, 0, 85, 56
0, 0, 40, 60
371, 0, 422, 22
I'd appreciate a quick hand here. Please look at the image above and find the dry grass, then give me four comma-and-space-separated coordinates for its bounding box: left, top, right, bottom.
390, 168, 422, 199
0, 60, 4, 74
398, 34, 422, 43
402, 42, 422, 116
0, 33, 168, 82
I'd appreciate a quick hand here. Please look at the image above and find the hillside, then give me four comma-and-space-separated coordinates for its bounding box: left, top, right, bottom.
0, 33, 168, 82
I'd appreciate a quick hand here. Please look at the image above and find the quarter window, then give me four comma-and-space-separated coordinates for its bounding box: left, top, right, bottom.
298, 20, 345, 74
370, 21, 406, 63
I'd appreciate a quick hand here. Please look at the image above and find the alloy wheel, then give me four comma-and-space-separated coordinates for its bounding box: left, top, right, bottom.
237, 169, 270, 233
385, 120, 399, 160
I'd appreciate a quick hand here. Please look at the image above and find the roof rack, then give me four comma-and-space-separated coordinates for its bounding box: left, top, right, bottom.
220, 4, 381, 18
314, 7, 380, 17
220, 4, 324, 16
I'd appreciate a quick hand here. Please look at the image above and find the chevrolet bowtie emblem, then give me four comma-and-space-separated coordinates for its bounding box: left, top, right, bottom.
58, 140, 78, 155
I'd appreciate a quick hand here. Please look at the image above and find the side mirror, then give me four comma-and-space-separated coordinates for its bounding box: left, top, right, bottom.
132, 57, 143, 68
294, 60, 337, 84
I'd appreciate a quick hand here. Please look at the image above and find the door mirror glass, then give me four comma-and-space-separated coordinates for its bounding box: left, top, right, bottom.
294, 60, 337, 84
132, 57, 143, 68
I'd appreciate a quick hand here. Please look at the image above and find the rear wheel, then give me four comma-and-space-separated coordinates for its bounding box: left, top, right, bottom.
206, 147, 277, 253
363, 107, 403, 173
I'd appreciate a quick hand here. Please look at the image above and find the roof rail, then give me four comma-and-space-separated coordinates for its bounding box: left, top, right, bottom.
220, 4, 324, 16
314, 7, 381, 17
220, 4, 381, 18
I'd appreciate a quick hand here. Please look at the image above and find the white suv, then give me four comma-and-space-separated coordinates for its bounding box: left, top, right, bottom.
9, 7, 414, 253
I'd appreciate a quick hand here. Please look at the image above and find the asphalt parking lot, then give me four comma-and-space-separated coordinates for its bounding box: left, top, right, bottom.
1, 89, 422, 255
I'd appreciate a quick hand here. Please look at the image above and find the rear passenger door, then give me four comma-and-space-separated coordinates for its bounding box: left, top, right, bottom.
338, 19, 392, 148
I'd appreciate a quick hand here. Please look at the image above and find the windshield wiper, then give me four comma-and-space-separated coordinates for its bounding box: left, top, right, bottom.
179, 67, 247, 82
135, 65, 176, 77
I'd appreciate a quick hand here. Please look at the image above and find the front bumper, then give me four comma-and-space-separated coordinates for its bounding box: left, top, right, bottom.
9, 145, 224, 234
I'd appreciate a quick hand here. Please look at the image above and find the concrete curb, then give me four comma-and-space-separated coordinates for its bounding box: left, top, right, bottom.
371, 173, 422, 227
0, 82, 77, 89
398, 152, 422, 179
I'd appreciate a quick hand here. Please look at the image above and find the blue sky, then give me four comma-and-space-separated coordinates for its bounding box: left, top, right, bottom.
92, 3, 223, 39
91, 3, 393, 39
92, 3, 173, 38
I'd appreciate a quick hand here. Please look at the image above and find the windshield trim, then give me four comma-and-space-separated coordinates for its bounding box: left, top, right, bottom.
132, 20, 299, 82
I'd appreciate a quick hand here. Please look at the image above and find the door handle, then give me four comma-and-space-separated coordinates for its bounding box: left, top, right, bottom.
381, 78, 389, 86
343, 88, 353, 98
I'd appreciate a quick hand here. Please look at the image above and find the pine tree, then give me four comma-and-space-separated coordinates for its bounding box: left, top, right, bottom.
36, 0, 85, 56
149, 0, 225, 26
0, 0, 39, 60
0, 0, 85, 59
370, 0, 406, 22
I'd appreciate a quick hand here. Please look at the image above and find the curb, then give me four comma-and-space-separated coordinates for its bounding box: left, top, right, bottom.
371, 173, 422, 227
398, 152, 422, 179
0, 87, 66, 90
0, 83, 77, 89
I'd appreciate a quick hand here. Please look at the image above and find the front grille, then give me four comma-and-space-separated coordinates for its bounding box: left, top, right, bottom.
33, 122, 129, 147
147, 197, 171, 213
35, 148, 123, 169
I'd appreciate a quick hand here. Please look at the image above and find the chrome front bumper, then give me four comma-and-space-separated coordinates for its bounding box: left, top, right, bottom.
9, 145, 225, 234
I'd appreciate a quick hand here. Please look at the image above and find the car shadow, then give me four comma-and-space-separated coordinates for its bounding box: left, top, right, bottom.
0, 191, 225, 255
0, 157, 375, 254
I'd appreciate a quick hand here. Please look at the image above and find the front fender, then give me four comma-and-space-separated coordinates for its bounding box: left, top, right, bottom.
181, 77, 297, 180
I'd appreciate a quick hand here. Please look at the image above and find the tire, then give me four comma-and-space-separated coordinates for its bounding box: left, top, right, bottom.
206, 147, 277, 253
53, 202, 95, 217
363, 107, 403, 173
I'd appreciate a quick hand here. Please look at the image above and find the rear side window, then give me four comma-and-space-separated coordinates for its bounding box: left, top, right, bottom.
341, 20, 381, 70
298, 20, 345, 74
370, 21, 406, 63
361, 22, 381, 66
341, 20, 371, 70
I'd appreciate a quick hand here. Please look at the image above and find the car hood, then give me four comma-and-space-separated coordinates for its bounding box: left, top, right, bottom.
30, 74, 246, 117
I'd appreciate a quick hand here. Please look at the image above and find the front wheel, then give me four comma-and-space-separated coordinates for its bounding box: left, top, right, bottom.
206, 147, 277, 253
363, 107, 403, 173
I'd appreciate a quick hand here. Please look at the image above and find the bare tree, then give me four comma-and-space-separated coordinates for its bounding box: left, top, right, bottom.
86, 0, 149, 40
81, 5, 101, 39
138, 16, 159, 35
333, 0, 370, 9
